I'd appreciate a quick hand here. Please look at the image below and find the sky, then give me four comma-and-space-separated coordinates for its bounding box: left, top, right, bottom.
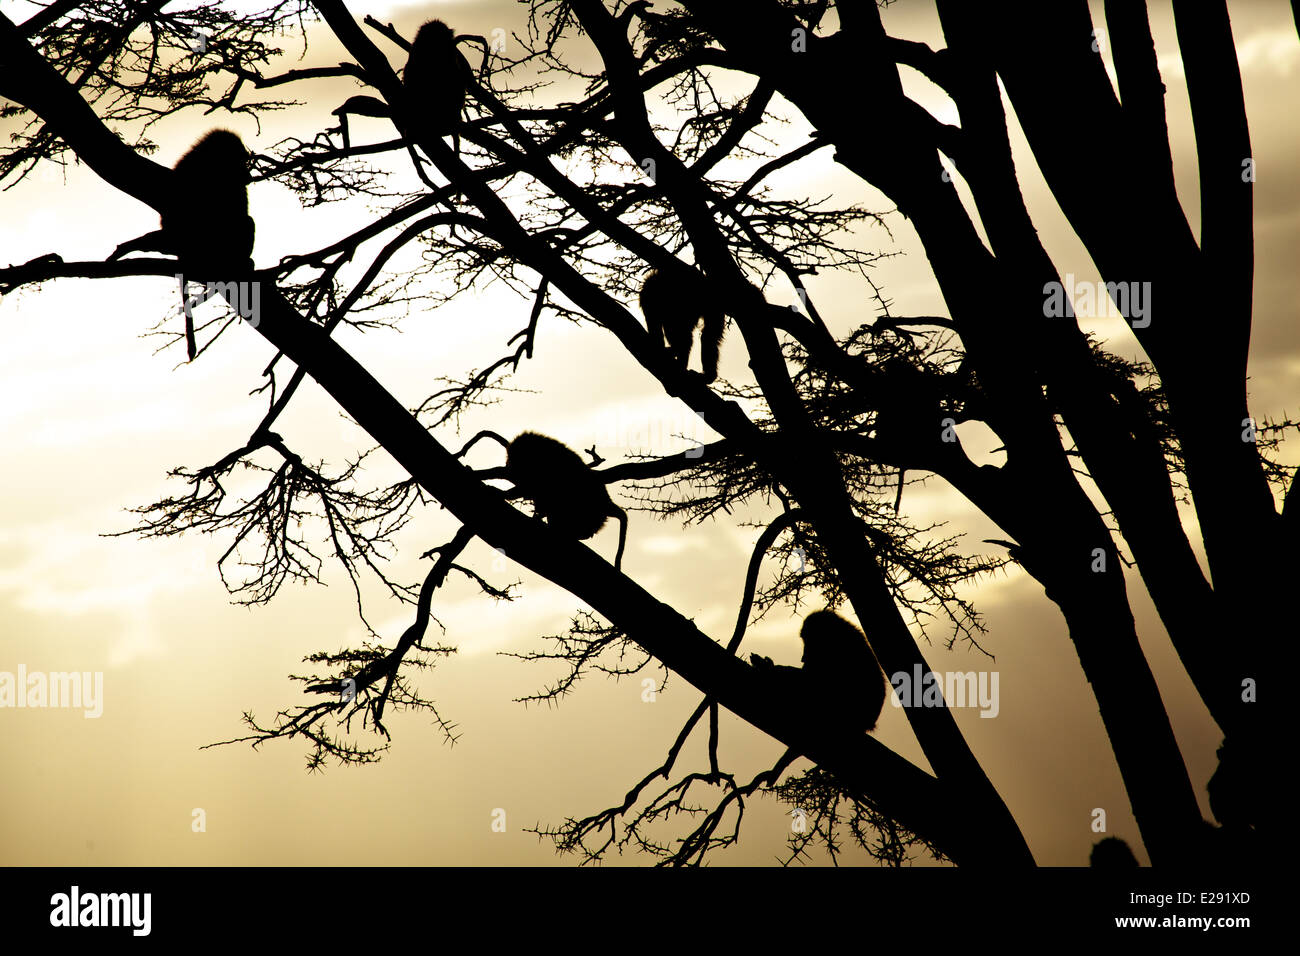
0, 0, 1295, 866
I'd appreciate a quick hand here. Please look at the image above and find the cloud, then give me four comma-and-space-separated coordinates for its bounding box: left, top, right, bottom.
1158, 28, 1300, 81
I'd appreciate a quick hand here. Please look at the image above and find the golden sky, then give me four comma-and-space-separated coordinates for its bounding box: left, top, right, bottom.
1, 0, 1296, 866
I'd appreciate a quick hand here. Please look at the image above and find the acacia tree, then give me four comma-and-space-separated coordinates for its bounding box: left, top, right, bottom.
0, 0, 1287, 866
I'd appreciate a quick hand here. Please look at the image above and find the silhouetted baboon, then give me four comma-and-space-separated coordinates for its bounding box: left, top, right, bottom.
751, 609, 888, 733
457, 431, 628, 570
1089, 836, 1139, 868
1206, 737, 1261, 832
403, 19, 468, 150
108, 129, 254, 358
640, 268, 726, 382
